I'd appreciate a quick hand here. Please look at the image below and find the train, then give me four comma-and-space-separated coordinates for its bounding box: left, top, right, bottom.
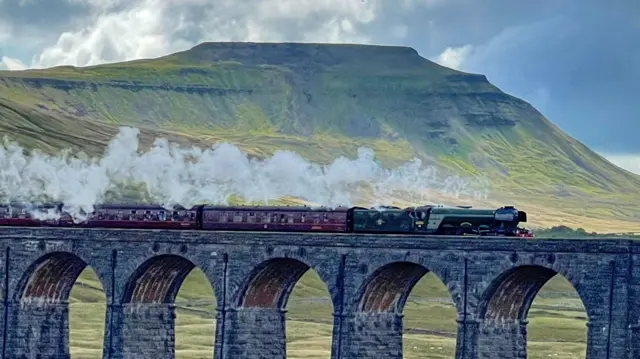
0, 202, 533, 237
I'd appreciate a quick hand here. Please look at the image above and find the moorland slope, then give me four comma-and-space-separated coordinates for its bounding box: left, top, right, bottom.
0, 42, 638, 230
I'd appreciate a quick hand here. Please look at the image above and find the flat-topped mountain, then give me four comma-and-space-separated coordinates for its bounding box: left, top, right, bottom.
0, 42, 638, 230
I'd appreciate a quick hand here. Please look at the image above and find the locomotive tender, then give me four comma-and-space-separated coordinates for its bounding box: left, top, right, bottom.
0, 202, 533, 237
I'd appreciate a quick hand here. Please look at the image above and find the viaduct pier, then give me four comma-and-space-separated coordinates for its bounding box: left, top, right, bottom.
0, 227, 637, 359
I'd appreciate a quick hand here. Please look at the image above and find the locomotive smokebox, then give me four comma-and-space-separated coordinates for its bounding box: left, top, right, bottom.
518, 211, 527, 222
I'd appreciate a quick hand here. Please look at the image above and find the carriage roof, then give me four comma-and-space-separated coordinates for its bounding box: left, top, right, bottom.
0, 202, 60, 208
202, 205, 350, 212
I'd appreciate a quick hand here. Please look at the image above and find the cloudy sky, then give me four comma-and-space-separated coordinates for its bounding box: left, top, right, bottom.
0, 0, 638, 174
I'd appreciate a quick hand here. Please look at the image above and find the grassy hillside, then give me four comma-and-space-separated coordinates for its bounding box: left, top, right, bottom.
0, 42, 638, 230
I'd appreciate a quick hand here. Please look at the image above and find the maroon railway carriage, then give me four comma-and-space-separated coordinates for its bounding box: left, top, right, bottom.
201, 205, 350, 232
86, 204, 199, 229
0, 203, 199, 229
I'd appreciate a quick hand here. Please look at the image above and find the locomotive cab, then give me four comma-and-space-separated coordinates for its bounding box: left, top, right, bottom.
494, 206, 527, 236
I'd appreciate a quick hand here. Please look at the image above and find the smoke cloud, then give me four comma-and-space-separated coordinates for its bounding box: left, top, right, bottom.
0, 127, 491, 221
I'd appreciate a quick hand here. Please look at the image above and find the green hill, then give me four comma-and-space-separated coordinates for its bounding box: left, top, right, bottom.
0, 42, 638, 231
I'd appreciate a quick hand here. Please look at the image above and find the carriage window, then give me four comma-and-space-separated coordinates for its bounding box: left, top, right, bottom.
159, 211, 166, 221
191, 212, 195, 220
249, 212, 254, 216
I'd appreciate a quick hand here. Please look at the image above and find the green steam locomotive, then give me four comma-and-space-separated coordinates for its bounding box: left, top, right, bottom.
350, 205, 531, 237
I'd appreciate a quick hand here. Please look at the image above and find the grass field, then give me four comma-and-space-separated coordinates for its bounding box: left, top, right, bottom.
68, 267, 587, 359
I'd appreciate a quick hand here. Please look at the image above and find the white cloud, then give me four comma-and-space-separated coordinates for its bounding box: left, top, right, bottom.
253, 0, 376, 22
0, 56, 27, 70
30, 0, 382, 68
433, 44, 473, 70
601, 154, 640, 175
34, 0, 183, 68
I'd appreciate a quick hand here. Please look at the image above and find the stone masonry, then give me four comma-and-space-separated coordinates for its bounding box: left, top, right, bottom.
0, 227, 636, 359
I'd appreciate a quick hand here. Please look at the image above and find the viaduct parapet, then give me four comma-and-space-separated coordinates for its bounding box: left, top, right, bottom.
0, 227, 637, 359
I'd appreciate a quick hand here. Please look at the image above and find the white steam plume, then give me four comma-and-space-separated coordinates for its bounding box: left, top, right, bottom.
0, 127, 491, 221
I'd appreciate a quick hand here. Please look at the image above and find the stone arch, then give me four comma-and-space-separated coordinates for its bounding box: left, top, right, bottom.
476, 264, 590, 359
116, 254, 216, 359
345, 261, 458, 359
477, 265, 590, 323
357, 261, 434, 313
478, 265, 557, 322
122, 254, 200, 304
228, 257, 335, 358
7, 251, 108, 359
236, 257, 312, 309
14, 251, 98, 302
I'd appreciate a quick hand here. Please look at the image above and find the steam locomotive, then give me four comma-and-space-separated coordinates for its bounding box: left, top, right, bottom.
0, 202, 533, 237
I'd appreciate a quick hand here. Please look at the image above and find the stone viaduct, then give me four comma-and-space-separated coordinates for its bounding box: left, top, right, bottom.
0, 227, 637, 359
